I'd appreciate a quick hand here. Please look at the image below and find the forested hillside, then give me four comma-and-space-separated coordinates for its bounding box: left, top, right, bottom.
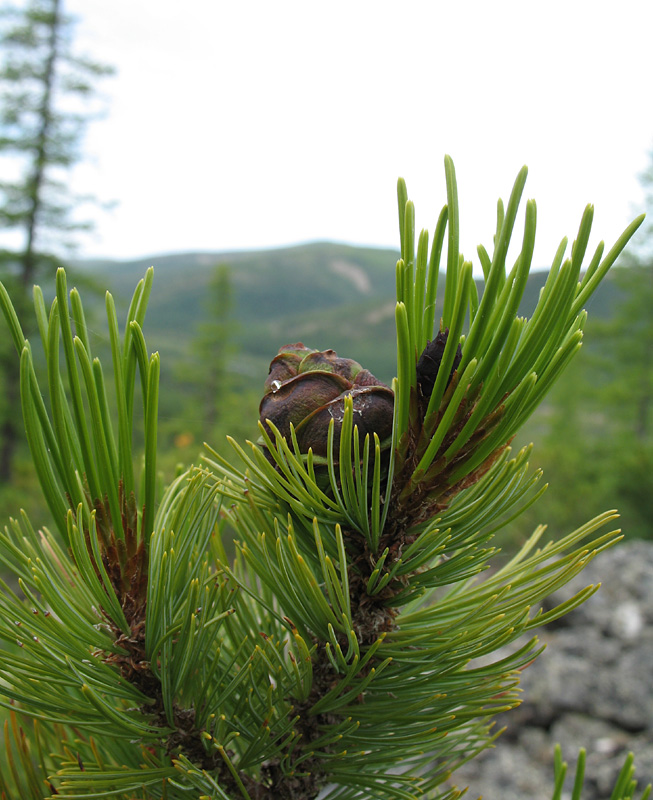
2, 242, 650, 545
76, 241, 620, 382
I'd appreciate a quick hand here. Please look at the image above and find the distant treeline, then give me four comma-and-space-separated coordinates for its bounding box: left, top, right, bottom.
1, 243, 650, 544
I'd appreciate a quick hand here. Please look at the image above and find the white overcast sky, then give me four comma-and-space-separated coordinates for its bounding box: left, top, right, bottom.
43, 1, 653, 266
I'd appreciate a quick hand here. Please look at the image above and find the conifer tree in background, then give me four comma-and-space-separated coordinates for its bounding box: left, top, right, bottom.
175, 263, 236, 431
0, 0, 113, 480
0, 159, 650, 800
611, 151, 653, 446
510, 150, 653, 543
201, 264, 235, 429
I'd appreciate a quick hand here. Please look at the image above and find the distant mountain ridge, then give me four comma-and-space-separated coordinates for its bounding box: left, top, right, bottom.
74, 240, 622, 387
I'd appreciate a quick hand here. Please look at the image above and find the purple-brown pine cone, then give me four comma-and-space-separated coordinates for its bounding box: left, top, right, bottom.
260, 343, 394, 458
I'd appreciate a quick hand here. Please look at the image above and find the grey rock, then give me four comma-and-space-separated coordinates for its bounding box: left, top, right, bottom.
515, 631, 653, 732
544, 540, 653, 633
550, 714, 653, 800
449, 541, 653, 800
450, 735, 552, 800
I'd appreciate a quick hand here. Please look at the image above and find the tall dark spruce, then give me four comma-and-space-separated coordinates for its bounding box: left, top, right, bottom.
0, 0, 113, 480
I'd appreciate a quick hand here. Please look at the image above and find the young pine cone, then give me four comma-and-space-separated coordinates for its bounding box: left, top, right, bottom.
259, 343, 394, 459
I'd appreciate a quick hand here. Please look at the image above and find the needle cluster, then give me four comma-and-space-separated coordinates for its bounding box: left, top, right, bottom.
0, 159, 648, 800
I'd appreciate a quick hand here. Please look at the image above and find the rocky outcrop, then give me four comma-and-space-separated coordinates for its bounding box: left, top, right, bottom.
451, 540, 653, 800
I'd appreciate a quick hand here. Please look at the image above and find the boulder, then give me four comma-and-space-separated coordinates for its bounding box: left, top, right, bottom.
449, 540, 653, 800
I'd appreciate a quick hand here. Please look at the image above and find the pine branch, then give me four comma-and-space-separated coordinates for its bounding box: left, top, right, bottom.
0, 158, 648, 799
202, 158, 645, 797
